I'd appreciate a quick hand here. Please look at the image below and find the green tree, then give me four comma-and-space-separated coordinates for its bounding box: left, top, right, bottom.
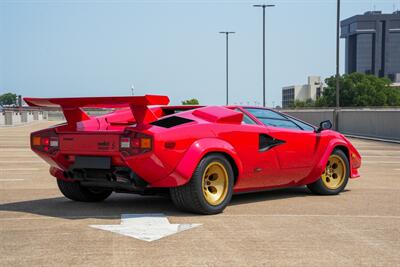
319, 73, 400, 107
181, 98, 199, 105
0, 92, 17, 106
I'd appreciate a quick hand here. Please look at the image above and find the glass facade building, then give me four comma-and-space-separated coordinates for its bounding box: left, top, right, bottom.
341, 11, 400, 82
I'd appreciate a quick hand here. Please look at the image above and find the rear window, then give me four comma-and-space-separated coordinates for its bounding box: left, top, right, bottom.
151, 116, 193, 128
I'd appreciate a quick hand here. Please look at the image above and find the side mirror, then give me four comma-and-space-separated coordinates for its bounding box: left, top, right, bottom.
316, 120, 332, 133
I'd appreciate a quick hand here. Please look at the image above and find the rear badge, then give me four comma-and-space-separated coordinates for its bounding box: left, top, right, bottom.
98, 141, 115, 150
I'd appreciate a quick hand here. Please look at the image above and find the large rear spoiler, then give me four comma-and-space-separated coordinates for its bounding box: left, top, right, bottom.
24, 95, 170, 127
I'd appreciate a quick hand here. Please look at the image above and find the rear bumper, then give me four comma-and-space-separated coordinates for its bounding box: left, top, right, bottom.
49, 166, 149, 192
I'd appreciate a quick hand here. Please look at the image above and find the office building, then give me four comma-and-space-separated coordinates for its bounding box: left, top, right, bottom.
282, 76, 324, 108
341, 11, 400, 82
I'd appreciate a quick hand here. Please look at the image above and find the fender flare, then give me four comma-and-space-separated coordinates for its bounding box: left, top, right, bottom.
300, 138, 349, 185
151, 138, 243, 187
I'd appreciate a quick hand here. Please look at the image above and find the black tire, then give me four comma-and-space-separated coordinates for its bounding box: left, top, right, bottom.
307, 149, 350, 195
170, 153, 234, 215
57, 179, 112, 202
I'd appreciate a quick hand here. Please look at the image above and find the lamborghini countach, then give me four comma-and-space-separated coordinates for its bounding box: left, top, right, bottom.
25, 95, 361, 214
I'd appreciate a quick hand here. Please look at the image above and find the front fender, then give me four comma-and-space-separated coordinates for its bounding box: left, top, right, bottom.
299, 138, 349, 185
150, 138, 243, 187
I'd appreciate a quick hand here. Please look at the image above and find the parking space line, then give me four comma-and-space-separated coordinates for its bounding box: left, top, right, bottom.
0, 214, 399, 221
0, 161, 43, 163
0, 178, 25, 181
0, 168, 40, 171
218, 214, 400, 219
362, 155, 400, 158
362, 161, 400, 164
358, 150, 400, 153
0, 155, 36, 157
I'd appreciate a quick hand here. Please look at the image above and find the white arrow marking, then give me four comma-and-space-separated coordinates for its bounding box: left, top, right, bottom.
90, 213, 201, 242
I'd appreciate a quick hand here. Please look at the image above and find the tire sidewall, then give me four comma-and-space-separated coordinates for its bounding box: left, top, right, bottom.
192, 154, 234, 214
319, 149, 350, 194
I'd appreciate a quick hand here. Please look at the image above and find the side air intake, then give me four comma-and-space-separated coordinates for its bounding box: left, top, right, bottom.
151, 116, 194, 128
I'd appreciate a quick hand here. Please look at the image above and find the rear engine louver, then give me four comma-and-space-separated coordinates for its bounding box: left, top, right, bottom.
150, 116, 193, 128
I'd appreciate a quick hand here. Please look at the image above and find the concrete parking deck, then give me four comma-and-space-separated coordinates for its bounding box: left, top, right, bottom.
0, 122, 399, 266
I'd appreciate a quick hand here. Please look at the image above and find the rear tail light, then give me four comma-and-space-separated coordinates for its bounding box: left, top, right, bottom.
31, 129, 59, 154
120, 131, 153, 156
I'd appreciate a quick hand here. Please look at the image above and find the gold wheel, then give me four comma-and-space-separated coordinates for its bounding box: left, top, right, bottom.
202, 162, 229, 206
322, 155, 346, 190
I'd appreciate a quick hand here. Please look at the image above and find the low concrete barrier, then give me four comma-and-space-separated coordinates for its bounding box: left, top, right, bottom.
0, 109, 48, 126
2, 106, 399, 141
0, 112, 5, 125
283, 108, 400, 141
21, 111, 35, 123
283, 109, 335, 127
48, 109, 112, 121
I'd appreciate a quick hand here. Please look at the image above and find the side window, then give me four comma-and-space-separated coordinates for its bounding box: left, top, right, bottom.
244, 108, 286, 119
244, 107, 307, 131
258, 118, 301, 130
235, 108, 257, 125
287, 117, 315, 131
242, 113, 257, 125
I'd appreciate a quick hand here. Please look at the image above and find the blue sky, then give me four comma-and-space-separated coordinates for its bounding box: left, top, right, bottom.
1, 0, 399, 106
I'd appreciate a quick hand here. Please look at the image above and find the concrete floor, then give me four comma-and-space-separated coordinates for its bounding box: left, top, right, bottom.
0, 121, 399, 266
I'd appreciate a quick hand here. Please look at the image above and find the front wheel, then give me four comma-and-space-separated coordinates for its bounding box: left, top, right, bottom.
307, 149, 349, 195
170, 154, 234, 215
57, 179, 112, 202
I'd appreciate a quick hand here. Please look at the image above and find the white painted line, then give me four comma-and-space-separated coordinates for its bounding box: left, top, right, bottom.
90, 213, 201, 242
0, 155, 36, 158
363, 161, 400, 164
0, 178, 25, 181
0, 161, 43, 163
0, 214, 399, 221
344, 134, 400, 144
362, 156, 400, 158
218, 214, 400, 219
0, 150, 33, 152
394, 169, 400, 171
0, 140, 28, 142
0, 168, 40, 171
358, 150, 400, 153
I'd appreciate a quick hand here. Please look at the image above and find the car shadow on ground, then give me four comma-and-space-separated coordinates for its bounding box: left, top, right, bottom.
0, 187, 349, 220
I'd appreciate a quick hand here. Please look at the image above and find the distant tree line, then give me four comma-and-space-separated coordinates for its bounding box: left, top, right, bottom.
289, 73, 400, 108
181, 98, 199, 105
0, 92, 17, 107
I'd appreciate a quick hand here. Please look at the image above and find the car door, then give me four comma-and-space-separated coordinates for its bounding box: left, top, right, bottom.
243, 108, 319, 184
228, 108, 283, 189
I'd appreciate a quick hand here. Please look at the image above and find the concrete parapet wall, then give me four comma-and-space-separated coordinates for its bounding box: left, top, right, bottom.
283, 108, 400, 141
1, 109, 48, 126
0, 112, 4, 125
47, 109, 111, 121
283, 109, 335, 127
3, 107, 399, 141
48, 111, 65, 121
339, 109, 400, 141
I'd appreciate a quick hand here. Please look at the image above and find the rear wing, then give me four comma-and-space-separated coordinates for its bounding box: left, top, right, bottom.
24, 95, 170, 127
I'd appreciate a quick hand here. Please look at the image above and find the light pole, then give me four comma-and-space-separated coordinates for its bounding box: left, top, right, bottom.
253, 4, 275, 107
219, 31, 235, 105
335, 0, 341, 130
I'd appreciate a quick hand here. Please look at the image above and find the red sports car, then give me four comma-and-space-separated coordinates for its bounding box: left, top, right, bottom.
25, 95, 361, 214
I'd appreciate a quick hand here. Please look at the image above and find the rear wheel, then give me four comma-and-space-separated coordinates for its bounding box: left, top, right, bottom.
57, 179, 112, 202
170, 154, 234, 215
307, 149, 349, 195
